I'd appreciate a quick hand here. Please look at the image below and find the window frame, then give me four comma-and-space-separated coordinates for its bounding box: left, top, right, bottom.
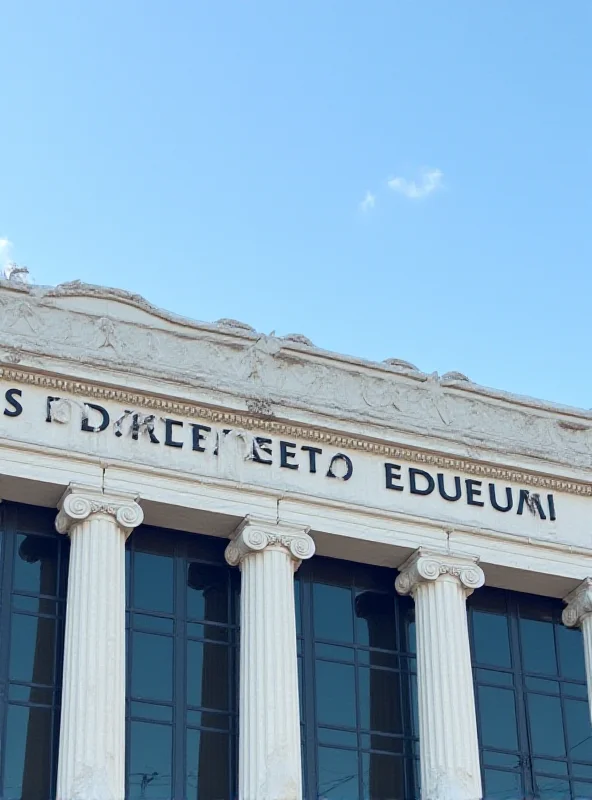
125, 525, 240, 800
0, 501, 68, 800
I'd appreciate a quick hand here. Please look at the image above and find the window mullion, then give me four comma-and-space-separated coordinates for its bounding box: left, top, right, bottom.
173, 539, 186, 800
300, 571, 317, 800
508, 592, 535, 797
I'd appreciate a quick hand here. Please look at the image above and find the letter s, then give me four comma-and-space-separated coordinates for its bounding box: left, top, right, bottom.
4, 388, 23, 418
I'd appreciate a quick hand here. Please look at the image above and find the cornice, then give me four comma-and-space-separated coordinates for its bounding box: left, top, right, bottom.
2, 365, 591, 497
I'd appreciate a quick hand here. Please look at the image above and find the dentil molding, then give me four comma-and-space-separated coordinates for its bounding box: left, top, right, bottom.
1, 365, 591, 497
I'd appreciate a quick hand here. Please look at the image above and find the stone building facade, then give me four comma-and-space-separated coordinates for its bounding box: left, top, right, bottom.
0, 277, 591, 799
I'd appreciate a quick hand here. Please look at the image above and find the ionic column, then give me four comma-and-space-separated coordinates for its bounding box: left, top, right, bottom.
225, 516, 315, 800
395, 549, 484, 800
55, 484, 144, 800
563, 578, 592, 724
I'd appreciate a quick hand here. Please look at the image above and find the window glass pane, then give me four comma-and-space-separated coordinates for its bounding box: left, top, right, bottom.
187, 563, 228, 623
318, 727, 358, 747
556, 625, 586, 681
8, 684, 53, 704
187, 640, 230, 712
133, 614, 174, 633
295, 578, 301, 636
483, 769, 522, 800
13, 534, 58, 596
316, 660, 356, 728
186, 709, 230, 730
482, 751, 520, 768
130, 702, 173, 723
131, 632, 173, 701
317, 746, 359, 800
564, 698, 592, 762
187, 622, 229, 643
12, 594, 57, 615
316, 643, 355, 662
410, 673, 419, 739
354, 591, 397, 650
404, 613, 416, 655
477, 686, 518, 751
128, 721, 172, 799
358, 649, 398, 669
133, 552, 173, 614
472, 611, 511, 668
361, 751, 404, 800
533, 775, 570, 798
563, 682, 587, 699
525, 677, 559, 694
3, 703, 52, 800
520, 618, 557, 675
359, 734, 404, 754
9, 613, 55, 684
186, 728, 230, 800
532, 758, 568, 776
572, 764, 592, 779
574, 782, 592, 799
314, 584, 354, 643
475, 669, 513, 687
358, 668, 402, 735
527, 694, 565, 757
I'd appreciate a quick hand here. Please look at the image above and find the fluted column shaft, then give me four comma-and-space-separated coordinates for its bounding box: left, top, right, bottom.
563, 578, 592, 724
225, 517, 315, 800
396, 549, 484, 800
55, 484, 143, 800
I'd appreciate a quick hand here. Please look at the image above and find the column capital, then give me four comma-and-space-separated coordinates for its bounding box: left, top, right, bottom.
395, 548, 485, 597
55, 483, 144, 537
225, 515, 315, 569
563, 578, 592, 628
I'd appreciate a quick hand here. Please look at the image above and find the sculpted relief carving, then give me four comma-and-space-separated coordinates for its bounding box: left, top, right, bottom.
1, 280, 592, 470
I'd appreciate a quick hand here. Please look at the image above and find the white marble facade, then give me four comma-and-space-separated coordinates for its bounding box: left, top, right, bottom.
1, 276, 592, 799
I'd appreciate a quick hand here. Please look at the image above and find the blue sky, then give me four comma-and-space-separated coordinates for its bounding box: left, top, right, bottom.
2, 1, 591, 409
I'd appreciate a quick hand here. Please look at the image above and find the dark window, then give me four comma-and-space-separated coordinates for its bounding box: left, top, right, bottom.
470, 588, 592, 800
297, 557, 418, 800
125, 527, 239, 800
0, 502, 68, 800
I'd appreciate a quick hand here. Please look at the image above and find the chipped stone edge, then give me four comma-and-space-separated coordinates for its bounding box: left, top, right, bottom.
2, 365, 591, 498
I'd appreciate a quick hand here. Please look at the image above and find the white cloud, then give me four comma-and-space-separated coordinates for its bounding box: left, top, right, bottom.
388, 167, 443, 200
359, 191, 376, 213
0, 237, 12, 270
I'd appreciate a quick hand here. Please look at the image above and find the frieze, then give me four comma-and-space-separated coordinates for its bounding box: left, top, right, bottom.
1, 280, 592, 479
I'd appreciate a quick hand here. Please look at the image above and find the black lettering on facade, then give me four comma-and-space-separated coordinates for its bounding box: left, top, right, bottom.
130, 414, 160, 444
252, 437, 273, 465
326, 454, 353, 481
3, 388, 23, 418
489, 484, 513, 512
517, 489, 546, 519
548, 494, 557, 521
437, 473, 461, 502
81, 403, 109, 433
46, 396, 60, 423
466, 479, 484, 507
301, 446, 322, 473
280, 441, 299, 470
409, 468, 434, 496
165, 419, 184, 448
385, 463, 404, 491
191, 424, 211, 452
